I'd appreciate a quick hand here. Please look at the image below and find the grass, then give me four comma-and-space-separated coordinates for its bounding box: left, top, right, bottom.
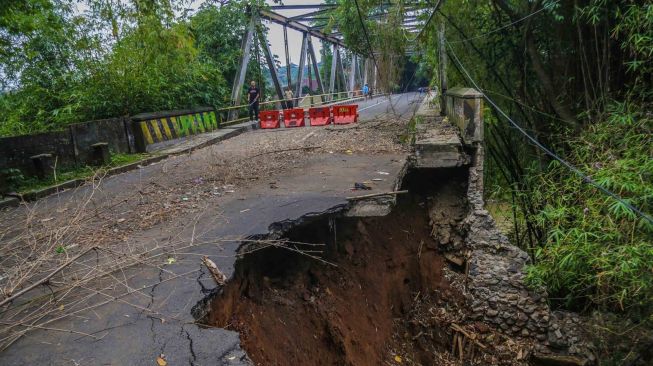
400, 115, 423, 145
11, 153, 151, 194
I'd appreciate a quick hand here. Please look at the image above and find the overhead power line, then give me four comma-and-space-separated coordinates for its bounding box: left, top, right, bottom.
413, 0, 443, 41
445, 40, 653, 226
353, 0, 379, 72
447, 4, 550, 44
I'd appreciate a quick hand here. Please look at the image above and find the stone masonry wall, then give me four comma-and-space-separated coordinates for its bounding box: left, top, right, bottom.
462, 160, 551, 341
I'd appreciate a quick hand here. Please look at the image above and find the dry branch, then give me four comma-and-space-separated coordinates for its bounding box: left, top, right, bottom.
201, 256, 227, 286
346, 190, 408, 200
0, 246, 97, 307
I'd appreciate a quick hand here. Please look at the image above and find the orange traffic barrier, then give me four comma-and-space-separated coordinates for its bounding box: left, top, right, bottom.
283, 108, 306, 128
308, 107, 331, 126
332, 105, 358, 124
259, 110, 280, 129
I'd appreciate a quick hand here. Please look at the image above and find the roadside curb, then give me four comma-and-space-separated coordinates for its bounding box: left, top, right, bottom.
0, 196, 19, 209
11, 122, 255, 204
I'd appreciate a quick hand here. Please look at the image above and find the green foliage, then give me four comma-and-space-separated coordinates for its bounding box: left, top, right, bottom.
0, 1, 251, 137
394, 0, 653, 317
524, 105, 653, 314
329, 0, 414, 91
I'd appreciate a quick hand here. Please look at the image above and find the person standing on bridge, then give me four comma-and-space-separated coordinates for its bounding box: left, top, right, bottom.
284, 87, 294, 109
248, 80, 260, 122
363, 83, 370, 100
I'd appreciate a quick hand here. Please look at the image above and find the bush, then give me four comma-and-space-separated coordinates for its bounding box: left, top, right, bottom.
525, 103, 653, 315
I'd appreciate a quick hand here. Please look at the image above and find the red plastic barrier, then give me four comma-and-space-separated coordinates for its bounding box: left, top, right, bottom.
259, 110, 280, 129
332, 104, 358, 124
308, 107, 331, 126
283, 108, 306, 128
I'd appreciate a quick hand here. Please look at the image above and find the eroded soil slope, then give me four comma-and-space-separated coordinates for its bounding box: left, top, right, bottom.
202, 169, 470, 366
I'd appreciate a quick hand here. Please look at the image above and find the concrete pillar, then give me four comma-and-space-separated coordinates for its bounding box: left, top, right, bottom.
444, 87, 484, 197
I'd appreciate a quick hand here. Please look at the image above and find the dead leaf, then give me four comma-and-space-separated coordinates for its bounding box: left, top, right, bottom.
394, 355, 402, 363
156, 356, 167, 366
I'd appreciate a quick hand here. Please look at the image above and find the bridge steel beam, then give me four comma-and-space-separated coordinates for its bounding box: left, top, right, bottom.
257, 28, 284, 110
357, 56, 364, 87
283, 26, 292, 88
259, 9, 345, 48
336, 49, 348, 95
289, 8, 332, 20
348, 55, 357, 96
294, 32, 309, 106
328, 45, 338, 100
307, 37, 325, 102
230, 15, 256, 120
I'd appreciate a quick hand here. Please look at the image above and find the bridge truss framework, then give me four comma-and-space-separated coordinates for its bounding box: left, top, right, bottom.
230, 3, 430, 119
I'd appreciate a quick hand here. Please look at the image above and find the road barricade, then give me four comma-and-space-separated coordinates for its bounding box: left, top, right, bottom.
332, 105, 358, 124
283, 108, 306, 128
308, 107, 332, 126
259, 110, 280, 129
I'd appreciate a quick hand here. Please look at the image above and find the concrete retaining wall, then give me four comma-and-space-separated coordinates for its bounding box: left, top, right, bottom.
0, 108, 221, 192
445, 87, 484, 145
131, 108, 219, 152
0, 117, 132, 175
0, 130, 76, 176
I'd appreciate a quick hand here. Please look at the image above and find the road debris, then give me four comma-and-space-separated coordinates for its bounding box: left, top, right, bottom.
353, 182, 372, 190
202, 256, 227, 286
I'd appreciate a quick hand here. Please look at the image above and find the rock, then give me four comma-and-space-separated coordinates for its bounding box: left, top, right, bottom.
475, 322, 490, 334
554, 329, 563, 339
486, 309, 499, 317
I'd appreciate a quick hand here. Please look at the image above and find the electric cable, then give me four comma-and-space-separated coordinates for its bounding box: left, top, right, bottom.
447, 4, 551, 44
445, 40, 653, 225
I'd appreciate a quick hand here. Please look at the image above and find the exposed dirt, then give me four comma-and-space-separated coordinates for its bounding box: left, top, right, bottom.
200, 169, 477, 365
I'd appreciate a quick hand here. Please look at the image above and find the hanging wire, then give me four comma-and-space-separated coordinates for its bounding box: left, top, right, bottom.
447, 4, 551, 44
445, 40, 653, 225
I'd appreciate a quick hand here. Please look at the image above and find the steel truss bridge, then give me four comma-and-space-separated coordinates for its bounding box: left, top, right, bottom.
229, 2, 428, 118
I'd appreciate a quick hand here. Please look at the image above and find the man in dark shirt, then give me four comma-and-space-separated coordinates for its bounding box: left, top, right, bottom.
248, 80, 260, 121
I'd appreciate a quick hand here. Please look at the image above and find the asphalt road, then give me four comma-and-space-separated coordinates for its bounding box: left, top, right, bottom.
0, 94, 424, 366
356, 92, 422, 122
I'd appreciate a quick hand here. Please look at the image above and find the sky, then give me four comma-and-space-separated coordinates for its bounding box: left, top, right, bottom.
262, 0, 326, 64
74, 0, 327, 64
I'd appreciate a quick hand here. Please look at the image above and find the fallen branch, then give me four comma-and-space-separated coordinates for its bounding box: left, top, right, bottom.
346, 190, 408, 200
451, 323, 487, 349
201, 256, 227, 286
0, 246, 97, 307
0, 321, 101, 340
244, 146, 320, 160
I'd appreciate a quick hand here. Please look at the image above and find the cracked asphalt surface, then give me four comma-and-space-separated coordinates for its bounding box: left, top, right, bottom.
0, 93, 422, 366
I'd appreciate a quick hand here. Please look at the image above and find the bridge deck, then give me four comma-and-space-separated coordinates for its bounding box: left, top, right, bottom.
0, 93, 425, 365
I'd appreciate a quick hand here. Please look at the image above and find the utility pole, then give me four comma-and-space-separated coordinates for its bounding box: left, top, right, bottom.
438, 22, 447, 116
